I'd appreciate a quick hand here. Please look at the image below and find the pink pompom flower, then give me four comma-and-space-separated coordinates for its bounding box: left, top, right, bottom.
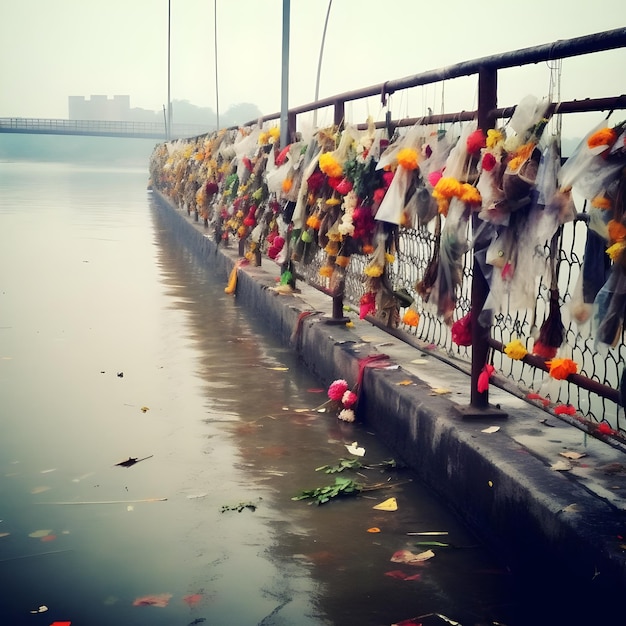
328, 379, 349, 401
342, 390, 358, 408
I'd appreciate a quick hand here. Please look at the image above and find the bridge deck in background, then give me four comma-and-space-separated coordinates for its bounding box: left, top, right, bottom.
0, 117, 211, 140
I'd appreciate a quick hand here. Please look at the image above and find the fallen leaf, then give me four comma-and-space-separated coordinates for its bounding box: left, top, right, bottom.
40, 468, 56, 474
390, 549, 435, 564
345, 442, 365, 457
0, 533, 10, 538
385, 570, 422, 581
431, 387, 451, 395
31, 486, 51, 494
29, 529, 53, 538
410, 358, 429, 364
481, 426, 500, 434
182, 593, 203, 607
132, 593, 172, 608
367, 527, 381, 533
397, 380, 413, 386
29, 605, 48, 614
373, 497, 398, 511
559, 451, 587, 460
115, 455, 153, 468
560, 503, 581, 513
551, 460, 572, 471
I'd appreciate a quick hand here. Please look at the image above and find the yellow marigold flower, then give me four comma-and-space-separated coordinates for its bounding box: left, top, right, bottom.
486, 129, 504, 149
364, 263, 384, 277
384, 253, 395, 264
504, 339, 528, 360
237, 225, 248, 238
546, 358, 578, 380
402, 309, 420, 327
326, 196, 341, 207
268, 127, 280, 141
587, 127, 617, 151
433, 177, 462, 200
397, 148, 420, 171
319, 153, 343, 178
591, 195, 612, 210
459, 183, 482, 205
606, 242, 625, 261
258, 131, 270, 145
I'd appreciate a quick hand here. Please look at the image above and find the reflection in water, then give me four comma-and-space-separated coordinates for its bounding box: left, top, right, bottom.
0, 163, 522, 626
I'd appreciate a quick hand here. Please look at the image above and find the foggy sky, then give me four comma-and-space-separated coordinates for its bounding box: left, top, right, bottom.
1, 0, 624, 136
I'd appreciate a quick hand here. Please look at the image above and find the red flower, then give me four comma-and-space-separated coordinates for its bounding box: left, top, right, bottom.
477, 364, 495, 393
466, 129, 486, 155
597, 422, 615, 436
451, 313, 472, 346
359, 292, 376, 319
306, 171, 325, 192
328, 379, 349, 401
482, 153, 497, 172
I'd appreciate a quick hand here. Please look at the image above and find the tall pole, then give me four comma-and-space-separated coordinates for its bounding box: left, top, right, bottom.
167, 0, 172, 140
214, 0, 220, 131
280, 0, 290, 146
313, 0, 332, 128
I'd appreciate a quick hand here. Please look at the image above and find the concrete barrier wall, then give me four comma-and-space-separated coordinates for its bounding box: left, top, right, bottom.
151, 190, 626, 607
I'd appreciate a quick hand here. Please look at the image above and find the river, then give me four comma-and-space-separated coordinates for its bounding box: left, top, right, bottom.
0, 160, 526, 626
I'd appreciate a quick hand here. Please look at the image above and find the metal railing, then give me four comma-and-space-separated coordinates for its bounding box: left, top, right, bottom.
150, 27, 626, 449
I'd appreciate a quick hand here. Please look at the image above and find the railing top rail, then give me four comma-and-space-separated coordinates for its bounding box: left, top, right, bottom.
243, 27, 626, 127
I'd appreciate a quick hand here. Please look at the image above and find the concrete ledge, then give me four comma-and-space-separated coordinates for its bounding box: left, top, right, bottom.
151, 191, 626, 611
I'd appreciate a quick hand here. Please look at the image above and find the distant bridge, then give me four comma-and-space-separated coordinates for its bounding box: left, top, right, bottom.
0, 117, 213, 140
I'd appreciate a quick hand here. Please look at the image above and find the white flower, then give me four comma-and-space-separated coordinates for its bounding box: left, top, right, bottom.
338, 408, 355, 423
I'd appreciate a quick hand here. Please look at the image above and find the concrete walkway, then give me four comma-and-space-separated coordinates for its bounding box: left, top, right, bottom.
152, 191, 626, 617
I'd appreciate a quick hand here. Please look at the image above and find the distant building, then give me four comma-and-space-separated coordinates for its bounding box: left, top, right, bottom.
68, 95, 158, 123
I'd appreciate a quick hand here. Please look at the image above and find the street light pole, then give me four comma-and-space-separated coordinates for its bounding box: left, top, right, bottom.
280, 0, 290, 146
167, 0, 172, 140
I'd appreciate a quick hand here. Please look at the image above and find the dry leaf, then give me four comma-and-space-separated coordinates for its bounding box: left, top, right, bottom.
373, 497, 398, 511
551, 460, 572, 471
29, 529, 53, 538
410, 358, 429, 364
431, 387, 451, 395
367, 527, 381, 533
140, 406, 150, 413
559, 451, 587, 460
132, 593, 172, 608
390, 549, 435, 564
561, 503, 581, 513
346, 442, 365, 457
481, 426, 500, 434
397, 380, 413, 386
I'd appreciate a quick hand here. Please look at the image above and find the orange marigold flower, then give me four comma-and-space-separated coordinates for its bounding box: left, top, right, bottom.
319, 263, 334, 278
587, 127, 617, 151
546, 357, 578, 380
507, 142, 535, 172
335, 255, 351, 268
608, 219, 626, 243
282, 178, 293, 193
306, 214, 322, 230
459, 183, 482, 205
591, 195, 612, 210
397, 148, 420, 171
402, 309, 420, 327
433, 177, 462, 200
